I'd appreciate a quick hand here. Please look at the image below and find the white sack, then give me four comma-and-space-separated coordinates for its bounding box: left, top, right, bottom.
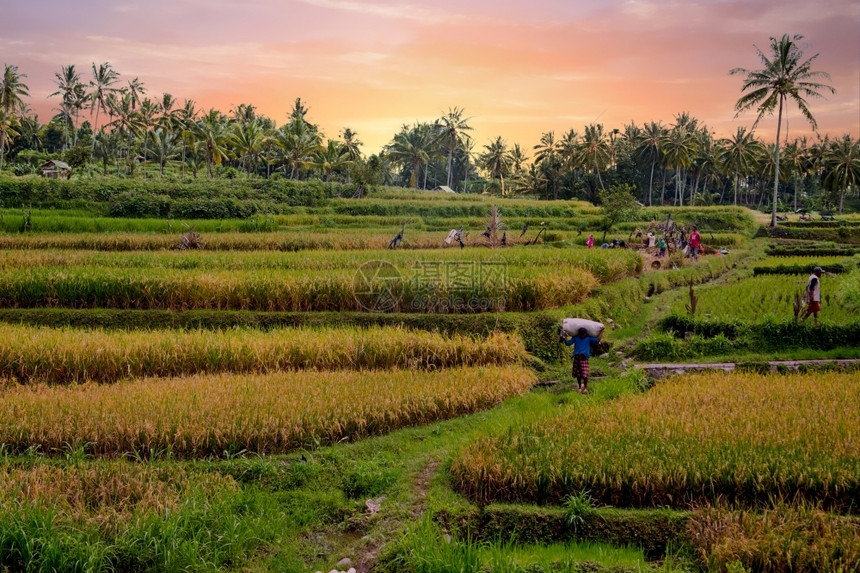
561, 318, 605, 337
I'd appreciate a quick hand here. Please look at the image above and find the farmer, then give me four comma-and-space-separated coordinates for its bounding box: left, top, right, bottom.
688, 226, 701, 261
586, 234, 594, 249
801, 266, 824, 326
657, 235, 667, 257
562, 327, 602, 394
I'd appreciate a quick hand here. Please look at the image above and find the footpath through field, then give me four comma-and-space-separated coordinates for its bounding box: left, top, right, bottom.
638, 359, 860, 378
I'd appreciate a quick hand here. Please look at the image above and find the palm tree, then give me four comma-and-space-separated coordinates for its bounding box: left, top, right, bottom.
126, 77, 146, 112
230, 103, 257, 125
510, 143, 528, 173
193, 108, 230, 178
437, 107, 473, 189
89, 62, 120, 135
0, 64, 29, 170
661, 122, 698, 206
822, 135, 860, 215
635, 122, 666, 206
275, 116, 322, 180
716, 127, 763, 205
780, 138, 809, 211
533, 131, 560, 199
136, 98, 162, 177
518, 163, 547, 197
312, 139, 350, 182
385, 125, 431, 188
731, 34, 836, 227
49, 65, 85, 149
758, 143, 791, 209
339, 127, 363, 184
460, 136, 475, 193
689, 127, 716, 206
107, 91, 143, 175
230, 119, 264, 177
146, 128, 180, 176
158, 93, 181, 131
340, 127, 363, 162
577, 124, 612, 191
177, 99, 199, 177
479, 137, 513, 196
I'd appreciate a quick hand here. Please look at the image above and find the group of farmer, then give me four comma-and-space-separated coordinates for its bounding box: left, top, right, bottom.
559, 250, 829, 394
586, 225, 703, 261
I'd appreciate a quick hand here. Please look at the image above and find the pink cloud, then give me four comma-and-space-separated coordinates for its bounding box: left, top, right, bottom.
2, 0, 856, 154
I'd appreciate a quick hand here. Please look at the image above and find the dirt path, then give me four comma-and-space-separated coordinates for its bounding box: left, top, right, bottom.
352, 458, 441, 573
639, 359, 860, 378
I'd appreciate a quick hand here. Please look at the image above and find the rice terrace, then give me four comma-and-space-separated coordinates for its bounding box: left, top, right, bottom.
0, 30, 859, 573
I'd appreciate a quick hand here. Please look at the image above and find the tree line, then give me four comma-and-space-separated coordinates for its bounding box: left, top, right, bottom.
0, 35, 857, 216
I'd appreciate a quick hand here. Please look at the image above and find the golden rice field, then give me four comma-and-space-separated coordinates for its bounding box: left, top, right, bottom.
451, 371, 860, 510
0, 365, 537, 458
688, 502, 860, 572
0, 247, 641, 279
0, 461, 238, 531
0, 246, 641, 313
0, 266, 600, 313
0, 230, 564, 252
0, 324, 524, 384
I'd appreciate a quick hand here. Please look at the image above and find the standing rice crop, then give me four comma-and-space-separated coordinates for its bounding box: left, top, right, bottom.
0, 365, 537, 457
0, 462, 238, 530
451, 371, 860, 511
0, 324, 525, 384
0, 265, 601, 312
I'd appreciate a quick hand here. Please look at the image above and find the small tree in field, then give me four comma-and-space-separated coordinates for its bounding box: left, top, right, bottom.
598, 183, 638, 243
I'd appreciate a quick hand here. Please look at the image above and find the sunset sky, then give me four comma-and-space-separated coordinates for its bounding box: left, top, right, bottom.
4, 0, 859, 155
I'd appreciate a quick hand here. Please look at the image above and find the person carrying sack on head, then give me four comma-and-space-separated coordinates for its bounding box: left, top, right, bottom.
801, 266, 824, 326
561, 327, 602, 394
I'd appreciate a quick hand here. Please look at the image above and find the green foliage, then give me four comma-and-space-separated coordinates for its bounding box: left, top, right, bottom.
766, 245, 857, 257
341, 459, 399, 499
62, 145, 91, 170
0, 175, 341, 215
842, 269, 860, 306
598, 184, 638, 233
108, 192, 171, 217
564, 490, 597, 533
642, 313, 860, 359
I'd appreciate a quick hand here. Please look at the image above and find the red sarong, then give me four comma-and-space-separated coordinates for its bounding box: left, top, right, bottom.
572, 355, 590, 378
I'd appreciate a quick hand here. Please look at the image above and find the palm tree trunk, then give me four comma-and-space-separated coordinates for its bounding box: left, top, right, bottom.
660, 170, 667, 206
0, 131, 6, 171
793, 177, 797, 212
648, 156, 656, 206
692, 173, 700, 205
733, 171, 739, 206
771, 96, 784, 227
446, 151, 453, 188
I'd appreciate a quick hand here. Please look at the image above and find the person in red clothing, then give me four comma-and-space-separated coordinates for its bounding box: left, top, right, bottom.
688, 226, 701, 261
802, 267, 824, 325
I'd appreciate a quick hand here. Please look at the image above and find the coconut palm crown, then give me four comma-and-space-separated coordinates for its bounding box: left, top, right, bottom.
730, 34, 835, 227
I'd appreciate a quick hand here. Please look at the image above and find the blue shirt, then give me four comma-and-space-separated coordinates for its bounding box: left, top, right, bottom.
566, 335, 599, 358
